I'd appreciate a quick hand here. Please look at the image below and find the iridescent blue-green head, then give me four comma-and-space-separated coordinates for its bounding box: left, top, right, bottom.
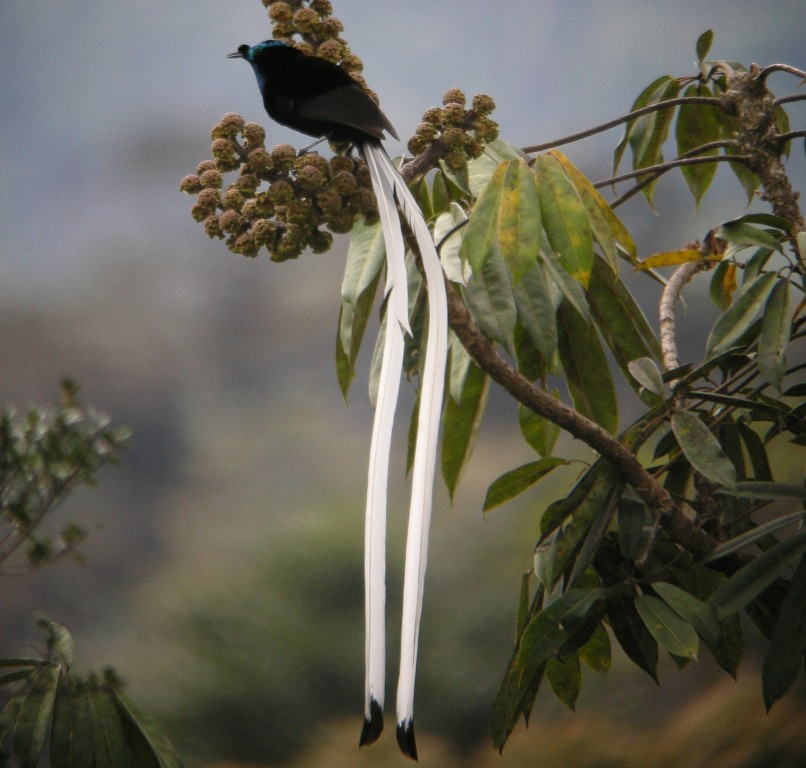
226, 39, 291, 63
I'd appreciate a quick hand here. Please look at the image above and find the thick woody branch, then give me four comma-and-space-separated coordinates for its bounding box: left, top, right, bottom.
444, 281, 714, 559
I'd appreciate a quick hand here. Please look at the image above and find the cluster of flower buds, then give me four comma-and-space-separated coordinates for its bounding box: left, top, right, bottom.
408, 89, 499, 171
181, 113, 378, 260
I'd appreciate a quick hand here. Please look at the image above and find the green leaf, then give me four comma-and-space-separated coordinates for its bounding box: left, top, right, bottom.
114, 691, 184, 768
341, 219, 386, 305
37, 617, 74, 671
617, 495, 651, 561
558, 301, 618, 434
671, 410, 737, 489
606, 592, 659, 682
518, 401, 561, 458
519, 588, 606, 668
546, 653, 581, 711
536, 153, 593, 286
613, 75, 675, 177
12, 663, 60, 768
696, 30, 714, 62
709, 260, 737, 310
586, 255, 662, 390
513, 263, 558, 365
483, 457, 568, 512
434, 203, 470, 284
676, 84, 720, 206
705, 271, 778, 357
716, 221, 785, 253
757, 279, 792, 392
578, 622, 612, 674
462, 244, 517, 352
336, 271, 382, 400
87, 684, 129, 768
516, 572, 532, 638
51, 675, 94, 768
553, 150, 637, 266
709, 529, 806, 620
496, 159, 542, 282
540, 249, 590, 321
491, 582, 546, 752
442, 361, 489, 501
627, 76, 681, 208
636, 594, 699, 659
628, 358, 664, 397
652, 582, 720, 646
461, 161, 507, 273
762, 553, 806, 710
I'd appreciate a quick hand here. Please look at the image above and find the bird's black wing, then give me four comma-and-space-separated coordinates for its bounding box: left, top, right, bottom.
294, 83, 398, 141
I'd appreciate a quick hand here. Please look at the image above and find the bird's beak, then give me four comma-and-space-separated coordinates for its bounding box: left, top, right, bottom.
227, 50, 244, 59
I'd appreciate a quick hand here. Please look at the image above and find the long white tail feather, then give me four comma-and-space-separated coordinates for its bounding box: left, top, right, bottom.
364, 146, 449, 734
361, 144, 411, 735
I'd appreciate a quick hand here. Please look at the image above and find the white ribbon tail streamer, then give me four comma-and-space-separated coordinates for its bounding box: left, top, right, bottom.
365, 145, 449, 761
359, 143, 410, 747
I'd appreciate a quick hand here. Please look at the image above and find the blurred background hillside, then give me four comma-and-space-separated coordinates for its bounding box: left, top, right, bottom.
1, 1, 804, 766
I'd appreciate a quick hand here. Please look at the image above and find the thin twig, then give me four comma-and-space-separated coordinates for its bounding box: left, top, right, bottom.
522, 96, 721, 154
757, 63, 806, 82
772, 93, 806, 108
595, 154, 748, 189
777, 129, 806, 145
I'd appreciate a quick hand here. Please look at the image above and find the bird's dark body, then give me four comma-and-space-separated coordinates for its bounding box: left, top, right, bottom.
230, 41, 398, 145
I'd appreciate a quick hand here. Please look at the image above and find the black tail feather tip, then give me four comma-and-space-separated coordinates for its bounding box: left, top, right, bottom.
396, 720, 418, 761
359, 699, 384, 747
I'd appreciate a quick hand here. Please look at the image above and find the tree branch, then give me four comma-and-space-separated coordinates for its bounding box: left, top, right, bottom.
521, 96, 721, 154
444, 280, 714, 559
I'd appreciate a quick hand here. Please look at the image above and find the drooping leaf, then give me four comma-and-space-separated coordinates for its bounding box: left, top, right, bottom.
557, 301, 618, 434
716, 218, 787, 252
761, 553, 806, 710
652, 582, 720, 645
578, 622, 612, 674
434, 203, 470, 284
51, 675, 94, 768
546, 653, 581, 711
442, 360, 489, 500
628, 358, 664, 397
617, 494, 651, 561
540, 249, 590, 321
513, 263, 558, 365
627, 75, 681, 208
552, 150, 637, 266
114, 691, 184, 768
613, 75, 676, 177
709, 260, 738, 310
491, 585, 546, 752
462, 245, 517, 352
737, 423, 773, 482
12, 663, 61, 768
341, 219, 386, 306
671, 410, 737, 489
635, 594, 699, 659
676, 84, 720, 206
483, 457, 568, 512
586, 255, 662, 389
757, 279, 792, 392
636, 249, 704, 270
519, 588, 606, 668
705, 272, 778, 358
606, 591, 659, 682
336, 270, 382, 400
535, 153, 594, 286
461, 161, 507, 273
518, 400, 561, 457
709, 529, 806, 620
37, 618, 74, 671
87, 684, 128, 768
496, 159, 542, 282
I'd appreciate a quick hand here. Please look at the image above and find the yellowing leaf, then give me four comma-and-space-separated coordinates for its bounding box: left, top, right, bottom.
636, 249, 704, 270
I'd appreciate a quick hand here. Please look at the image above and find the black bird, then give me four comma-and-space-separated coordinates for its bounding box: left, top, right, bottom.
229, 40, 448, 762
228, 40, 398, 144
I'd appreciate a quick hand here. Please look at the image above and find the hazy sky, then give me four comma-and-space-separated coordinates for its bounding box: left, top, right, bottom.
1, 0, 803, 298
